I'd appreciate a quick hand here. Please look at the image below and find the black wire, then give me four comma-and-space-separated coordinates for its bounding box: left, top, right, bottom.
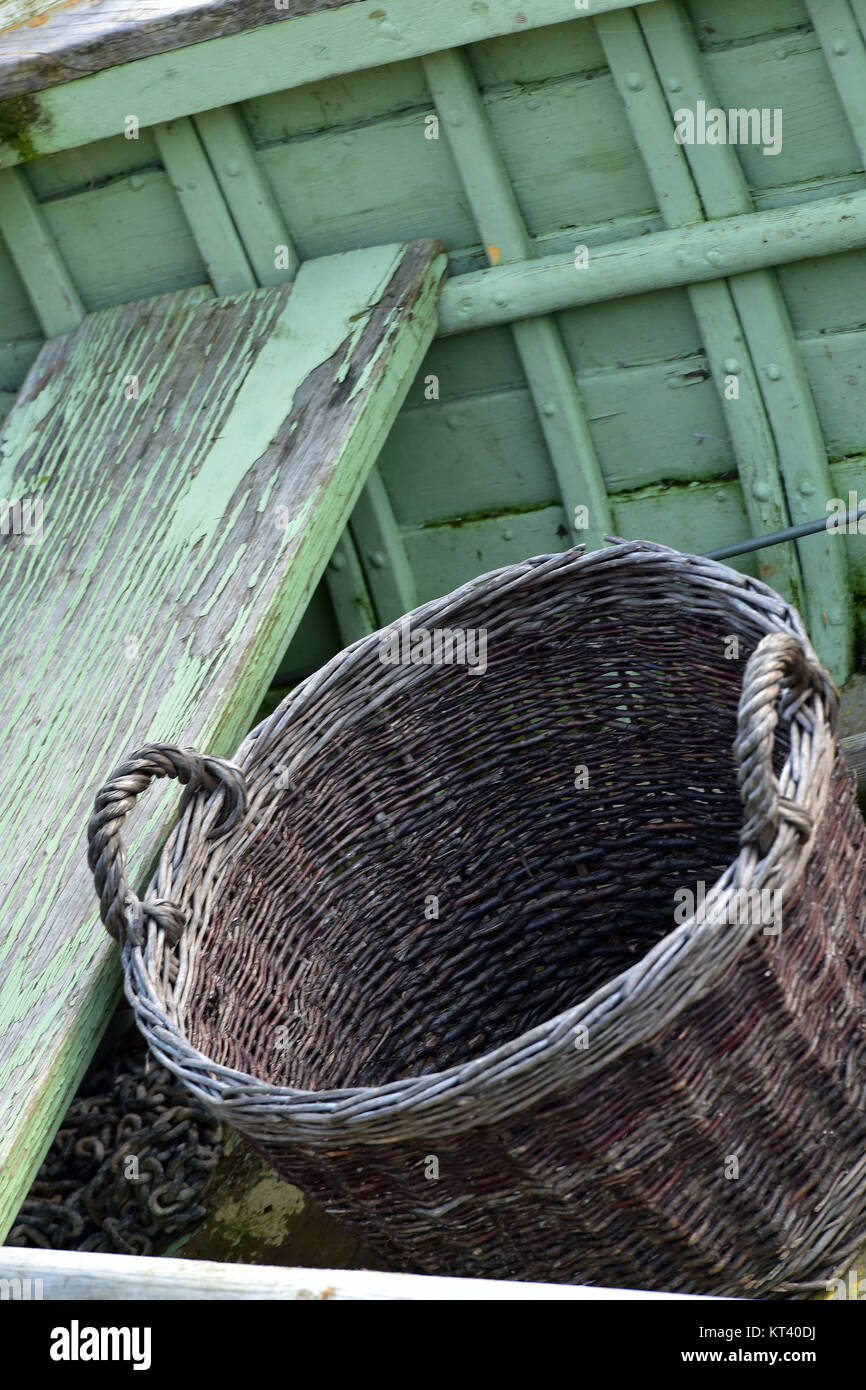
705, 503, 866, 561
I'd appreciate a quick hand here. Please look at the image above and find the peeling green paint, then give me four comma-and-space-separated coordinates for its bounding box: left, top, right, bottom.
0, 241, 445, 1238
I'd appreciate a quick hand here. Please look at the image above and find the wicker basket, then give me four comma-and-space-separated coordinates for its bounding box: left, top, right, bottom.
87, 539, 866, 1296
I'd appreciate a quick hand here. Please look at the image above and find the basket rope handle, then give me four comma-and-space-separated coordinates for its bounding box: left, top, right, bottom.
734, 632, 837, 855
87, 743, 247, 948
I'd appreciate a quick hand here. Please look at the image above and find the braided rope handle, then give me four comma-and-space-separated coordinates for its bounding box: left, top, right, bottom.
734, 633, 838, 855
87, 743, 247, 948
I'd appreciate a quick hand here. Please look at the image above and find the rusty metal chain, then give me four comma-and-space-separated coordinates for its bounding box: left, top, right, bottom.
8, 1033, 223, 1255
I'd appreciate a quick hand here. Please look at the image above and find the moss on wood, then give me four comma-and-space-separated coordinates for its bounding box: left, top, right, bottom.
0, 92, 49, 162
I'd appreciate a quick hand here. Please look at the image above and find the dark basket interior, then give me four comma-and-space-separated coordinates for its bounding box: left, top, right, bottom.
184, 594, 783, 1090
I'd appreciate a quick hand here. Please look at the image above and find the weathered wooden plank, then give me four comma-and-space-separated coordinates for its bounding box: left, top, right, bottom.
0, 237, 446, 1239
0, 1, 657, 103
0, 1, 659, 167
23, 130, 161, 202
778, 249, 866, 337
0, 1246, 718, 1299
0, 2, 360, 98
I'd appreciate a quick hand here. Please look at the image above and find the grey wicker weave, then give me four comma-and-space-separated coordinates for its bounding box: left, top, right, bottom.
87, 539, 866, 1296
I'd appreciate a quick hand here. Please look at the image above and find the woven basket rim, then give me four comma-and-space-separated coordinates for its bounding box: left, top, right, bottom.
123, 539, 838, 1144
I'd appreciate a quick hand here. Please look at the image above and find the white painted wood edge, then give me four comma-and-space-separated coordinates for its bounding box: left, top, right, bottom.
0, 1247, 725, 1300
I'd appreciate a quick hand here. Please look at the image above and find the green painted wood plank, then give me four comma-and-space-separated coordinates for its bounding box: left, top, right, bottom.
0, 236, 446, 1239
830, 455, 866, 595
256, 112, 477, 261
777, 249, 866, 336
701, 28, 862, 195
0, 4, 861, 345
0, 0, 659, 168
22, 131, 162, 202
422, 47, 612, 551
153, 118, 256, 296
2, 29, 861, 353
241, 37, 860, 262
1, 130, 855, 323
437, 191, 866, 332
0, 168, 84, 337
241, 57, 430, 146
399, 484, 762, 606
0, 336, 41, 393
3, 14, 857, 216
5, 177, 866, 412
37, 168, 210, 312
800, 329, 866, 457
0, 232, 41, 344
403, 504, 572, 605
250, 67, 656, 261
475, 69, 657, 242
469, 16, 607, 87
3, 26, 851, 195
504, 317, 614, 549
396, 455, 866, 615
348, 466, 418, 623
380, 389, 557, 526
640, 0, 855, 681
806, 0, 866, 170
557, 287, 703, 371
385, 317, 866, 528
194, 105, 300, 286
325, 530, 377, 644
597, 7, 802, 608
381, 353, 741, 528
611, 478, 766, 578
684, 0, 809, 46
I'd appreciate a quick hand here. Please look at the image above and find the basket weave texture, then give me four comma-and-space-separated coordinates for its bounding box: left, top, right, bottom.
88, 540, 866, 1295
